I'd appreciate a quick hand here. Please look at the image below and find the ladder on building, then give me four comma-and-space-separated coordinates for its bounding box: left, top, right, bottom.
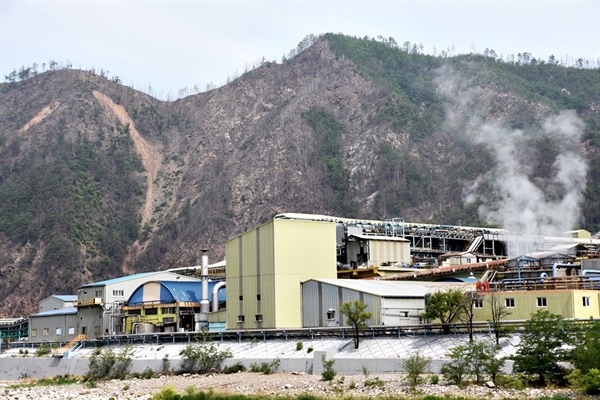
53, 334, 87, 358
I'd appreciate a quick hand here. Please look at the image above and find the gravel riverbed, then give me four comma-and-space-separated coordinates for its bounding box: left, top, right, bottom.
0, 372, 578, 400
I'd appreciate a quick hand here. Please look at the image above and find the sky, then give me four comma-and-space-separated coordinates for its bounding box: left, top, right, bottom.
1, 0, 599, 100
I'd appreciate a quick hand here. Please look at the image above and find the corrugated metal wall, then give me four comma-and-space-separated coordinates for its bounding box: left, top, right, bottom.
302, 280, 380, 327
227, 218, 335, 329
368, 240, 411, 266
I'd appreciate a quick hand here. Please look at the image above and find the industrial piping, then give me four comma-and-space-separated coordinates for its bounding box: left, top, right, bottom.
195, 250, 210, 331
211, 281, 226, 312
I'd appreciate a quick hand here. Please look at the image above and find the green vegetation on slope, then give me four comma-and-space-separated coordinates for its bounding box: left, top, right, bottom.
302, 106, 357, 216
0, 129, 143, 284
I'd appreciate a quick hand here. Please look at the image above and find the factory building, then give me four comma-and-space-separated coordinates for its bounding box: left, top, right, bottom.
122, 280, 226, 333
302, 279, 470, 327
28, 295, 78, 343
76, 271, 199, 339
225, 217, 337, 329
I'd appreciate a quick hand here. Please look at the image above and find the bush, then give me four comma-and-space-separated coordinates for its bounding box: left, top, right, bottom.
441, 344, 470, 386
161, 354, 171, 374
35, 345, 52, 357
567, 368, 600, 395
223, 362, 247, 374
296, 341, 304, 351
179, 343, 232, 374
321, 355, 337, 381
85, 345, 133, 381
403, 351, 430, 387
132, 367, 155, 380
249, 359, 280, 374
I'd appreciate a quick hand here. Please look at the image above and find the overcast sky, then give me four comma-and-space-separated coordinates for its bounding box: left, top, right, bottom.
2, 0, 599, 100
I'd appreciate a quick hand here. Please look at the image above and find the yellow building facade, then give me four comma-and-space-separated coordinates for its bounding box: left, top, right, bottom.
226, 218, 337, 329
474, 289, 600, 322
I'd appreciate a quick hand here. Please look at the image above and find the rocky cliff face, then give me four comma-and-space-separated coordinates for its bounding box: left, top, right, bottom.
1, 35, 598, 317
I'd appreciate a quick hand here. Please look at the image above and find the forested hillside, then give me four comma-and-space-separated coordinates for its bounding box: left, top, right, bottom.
1, 33, 598, 316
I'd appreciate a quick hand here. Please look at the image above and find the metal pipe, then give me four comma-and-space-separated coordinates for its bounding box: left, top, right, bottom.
211, 281, 226, 312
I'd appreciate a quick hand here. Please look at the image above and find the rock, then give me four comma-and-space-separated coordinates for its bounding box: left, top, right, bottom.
486, 380, 495, 388
284, 383, 292, 389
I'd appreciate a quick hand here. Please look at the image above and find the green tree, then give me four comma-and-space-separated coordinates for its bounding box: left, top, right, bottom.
571, 319, 600, 373
487, 293, 512, 345
457, 291, 484, 342
441, 344, 470, 386
513, 310, 572, 385
422, 289, 464, 334
340, 300, 372, 349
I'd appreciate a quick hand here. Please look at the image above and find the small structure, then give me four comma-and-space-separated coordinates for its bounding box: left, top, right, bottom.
29, 307, 78, 343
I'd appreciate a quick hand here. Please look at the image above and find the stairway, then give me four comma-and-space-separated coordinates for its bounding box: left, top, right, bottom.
53, 334, 87, 358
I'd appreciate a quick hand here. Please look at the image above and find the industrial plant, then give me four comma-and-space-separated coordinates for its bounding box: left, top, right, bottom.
2, 213, 600, 353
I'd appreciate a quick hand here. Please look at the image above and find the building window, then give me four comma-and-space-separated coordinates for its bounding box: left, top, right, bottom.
505, 298, 515, 308
95, 326, 101, 335
255, 314, 263, 322
237, 315, 245, 323
112, 290, 124, 297
82, 326, 87, 335
128, 309, 141, 315
95, 290, 102, 297
43, 328, 49, 336
583, 297, 591, 307
537, 297, 547, 307
68, 327, 75, 335
257, 294, 261, 301
239, 295, 243, 301
326, 309, 336, 320
31, 329, 38, 336
162, 307, 174, 314
56, 327, 62, 335
474, 299, 484, 308
145, 308, 158, 315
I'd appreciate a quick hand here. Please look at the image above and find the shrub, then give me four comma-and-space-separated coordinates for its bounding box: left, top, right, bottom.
567, 368, 600, 395
403, 351, 430, 387
85, 346, 133, 381
179, 343, 232, 374
441, 344, 470, 386
223, 362, 247, 374
35, 345, 52, 357
307, 347, 313, 353
429, 374, 439, 385
249, 359, 280, 374
132, 367, 154, 380
321, 355, 337, 381
296, 341, 304, 351
364, 376, 385, 389
161, 354, 171, 374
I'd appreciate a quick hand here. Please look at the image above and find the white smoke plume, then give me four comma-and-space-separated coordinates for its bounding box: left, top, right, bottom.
435, 65, 588, 237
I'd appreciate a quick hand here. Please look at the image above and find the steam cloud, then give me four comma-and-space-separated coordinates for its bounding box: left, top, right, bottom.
435, 65, 588, 238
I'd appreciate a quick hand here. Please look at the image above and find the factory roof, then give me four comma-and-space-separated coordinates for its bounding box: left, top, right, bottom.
348, 234, 409, 242
30, 307, 77, 317
305, 278, 471, 298
127, 280, 226, 306
80, 271, 193, 288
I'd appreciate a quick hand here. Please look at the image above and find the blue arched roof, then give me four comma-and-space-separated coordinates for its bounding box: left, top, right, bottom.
127, 280, 226, 306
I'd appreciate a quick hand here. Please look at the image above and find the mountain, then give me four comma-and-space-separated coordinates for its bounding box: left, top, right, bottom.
1, 34, 599, 317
